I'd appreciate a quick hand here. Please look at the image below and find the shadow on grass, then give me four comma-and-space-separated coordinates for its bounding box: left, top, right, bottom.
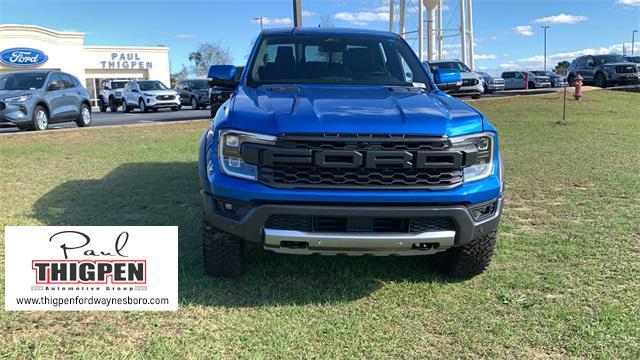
33, 162, 456, 307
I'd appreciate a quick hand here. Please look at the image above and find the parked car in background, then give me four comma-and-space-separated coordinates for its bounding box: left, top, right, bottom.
98, 79, 128, 112
531, 71, 568, 87
176, 79, 210, 110
567, 54, 640, 88
425, 60, 484, 99
525, 72, 552, 88
209, 66, 243, 117
501, 71, 551, 90
625, 56, 640, 64
0, 70, 92, 131
121, 80, 181, 112
478, 72, 504, 93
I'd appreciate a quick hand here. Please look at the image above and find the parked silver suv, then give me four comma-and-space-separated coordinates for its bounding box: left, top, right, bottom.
0, 70, 92, 131
121, 80, 180, 112
425, 60, 484, 99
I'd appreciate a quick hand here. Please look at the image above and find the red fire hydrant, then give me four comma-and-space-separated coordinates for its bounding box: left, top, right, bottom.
573, 74, 583, 100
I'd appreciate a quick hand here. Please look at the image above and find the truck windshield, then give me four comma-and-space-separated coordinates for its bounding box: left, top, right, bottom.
532, 71, 554, 76
0, 72, 47, 90
429, 61, 471, 73
138, 81, 168, 91
594, 55, 627, 65
191, 80, 209, 89
111, 81, 128, 89
246, 34, 430, 88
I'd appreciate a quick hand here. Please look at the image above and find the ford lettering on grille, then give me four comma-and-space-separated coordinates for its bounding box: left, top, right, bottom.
240, 135, 476, 189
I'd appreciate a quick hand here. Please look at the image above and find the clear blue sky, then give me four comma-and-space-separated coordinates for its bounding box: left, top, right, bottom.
1, 0, 639, 75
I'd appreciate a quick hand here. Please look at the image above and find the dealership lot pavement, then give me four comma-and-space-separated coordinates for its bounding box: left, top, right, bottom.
0, 108, 211, 134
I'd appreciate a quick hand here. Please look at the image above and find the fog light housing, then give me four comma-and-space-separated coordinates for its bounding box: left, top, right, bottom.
469, 200, 497, 221
214, 199, 250, 219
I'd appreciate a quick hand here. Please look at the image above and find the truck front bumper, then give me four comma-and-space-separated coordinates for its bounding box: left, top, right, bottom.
202, 192, 503, 255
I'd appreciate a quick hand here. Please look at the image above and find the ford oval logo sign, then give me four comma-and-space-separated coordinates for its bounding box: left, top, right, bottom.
0, 48, 48, 67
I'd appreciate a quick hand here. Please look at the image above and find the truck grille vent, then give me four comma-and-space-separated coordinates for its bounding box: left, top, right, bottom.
256, 134, 463, 189
616, 65, 638, 74
265, 215, 455, 233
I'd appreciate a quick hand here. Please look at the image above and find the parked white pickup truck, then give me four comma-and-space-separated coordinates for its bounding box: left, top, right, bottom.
98, 79, 129, 112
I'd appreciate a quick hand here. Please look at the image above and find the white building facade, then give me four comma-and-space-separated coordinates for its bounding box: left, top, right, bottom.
0, 24, 170, 106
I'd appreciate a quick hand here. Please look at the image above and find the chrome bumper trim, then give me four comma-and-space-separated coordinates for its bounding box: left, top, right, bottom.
263, 229, 455, 256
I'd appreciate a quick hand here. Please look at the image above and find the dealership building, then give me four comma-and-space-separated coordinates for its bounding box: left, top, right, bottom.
0, 24, 170, 106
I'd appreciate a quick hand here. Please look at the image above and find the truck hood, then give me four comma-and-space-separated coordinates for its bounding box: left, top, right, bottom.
226, 85, 484, 137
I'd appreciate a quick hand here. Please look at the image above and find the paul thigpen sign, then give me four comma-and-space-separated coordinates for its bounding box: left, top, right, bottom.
5, 226, 178, 311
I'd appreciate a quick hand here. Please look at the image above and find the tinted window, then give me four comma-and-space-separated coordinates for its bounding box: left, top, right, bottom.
110, 81, 128, 89
430, 61, 471, 73
138, 81, 168, 90
60, 74, 76, 89
0, 72, 47, 90
594, 55, 627, 65
501, 72, 513, 79
190, 80, 209, 89
247, 34, 430, 87
47, 73, 63, 90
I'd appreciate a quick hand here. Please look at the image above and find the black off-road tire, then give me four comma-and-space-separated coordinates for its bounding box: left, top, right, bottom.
528, 82, 535, 89
98, 97, 108, 112
202, 218, 246, 277
595, 73, 607, 88
109, 97, 118, 112
435, 231, 497, 278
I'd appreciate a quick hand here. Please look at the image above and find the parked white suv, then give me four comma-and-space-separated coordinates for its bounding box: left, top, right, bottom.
121, 80, 180, 112
425, 60, 484, 99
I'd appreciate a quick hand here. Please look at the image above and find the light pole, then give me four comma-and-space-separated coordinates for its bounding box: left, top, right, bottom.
541, 26, 550, 71
254, 17, 264, 31
633, 30, 638, 55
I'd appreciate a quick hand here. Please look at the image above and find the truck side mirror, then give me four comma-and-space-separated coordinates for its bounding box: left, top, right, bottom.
208, 65, 238, 88
433, 68, 462, 91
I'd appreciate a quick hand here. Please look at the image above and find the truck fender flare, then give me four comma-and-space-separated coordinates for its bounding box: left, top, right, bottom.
198, 130, 210, 190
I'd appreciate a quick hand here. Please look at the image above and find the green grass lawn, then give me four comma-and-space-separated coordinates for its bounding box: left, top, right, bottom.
1, 90, 639, 358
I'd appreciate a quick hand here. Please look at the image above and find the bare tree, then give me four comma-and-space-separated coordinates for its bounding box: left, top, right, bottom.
188, 41, 233, 76
320, 14, 335, 28
554, 61, 571, 75
170, 64, 189, 87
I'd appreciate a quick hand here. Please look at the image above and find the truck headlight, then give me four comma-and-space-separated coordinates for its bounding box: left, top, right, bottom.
218, 130, 277, 180
450, 132, 495, 182
4, 94, 31, 103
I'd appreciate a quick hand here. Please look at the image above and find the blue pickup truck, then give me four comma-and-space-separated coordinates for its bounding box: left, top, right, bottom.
198, 28, 504, 278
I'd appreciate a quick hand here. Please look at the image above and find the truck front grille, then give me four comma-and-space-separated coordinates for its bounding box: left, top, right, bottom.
265, 215, 455, 233
156, 95, 175, 100
462, 79, 479, 86
246, 134, 468, 189
616, 65, 638, 74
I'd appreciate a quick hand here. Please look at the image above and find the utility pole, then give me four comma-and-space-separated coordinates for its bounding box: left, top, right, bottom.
399, 0, 406, 37
467, 0, 474, 70
460, 0, 467, 65
437, 0, 443, 59
254, 17, 264, 31
633, 30, 638, 55
418, 0, 424, 61
389, 0, 395, 32
542, 26, 550, 71
293, 0, 302, 27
